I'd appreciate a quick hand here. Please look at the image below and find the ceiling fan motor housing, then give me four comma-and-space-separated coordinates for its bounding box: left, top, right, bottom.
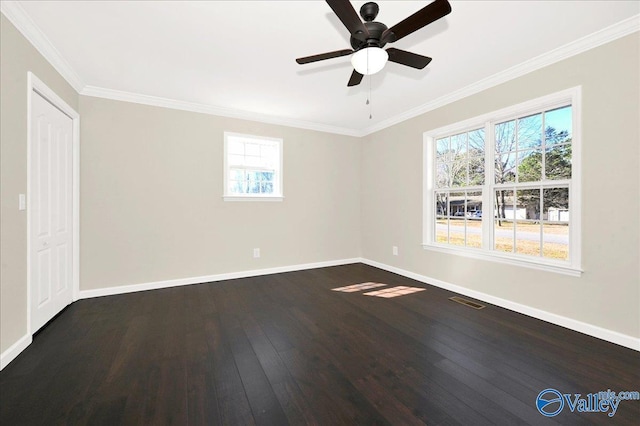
350, 21, 388, 50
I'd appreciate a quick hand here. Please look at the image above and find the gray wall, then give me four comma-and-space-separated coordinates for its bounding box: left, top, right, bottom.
0, 15, 79, 352
361, 34, 640, 339
79, 96, 362, 290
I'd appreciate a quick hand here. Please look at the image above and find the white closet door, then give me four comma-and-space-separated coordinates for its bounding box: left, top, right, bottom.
30, 91, 74, 332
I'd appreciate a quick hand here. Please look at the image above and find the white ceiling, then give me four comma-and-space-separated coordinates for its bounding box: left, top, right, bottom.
6, 1, 639, 135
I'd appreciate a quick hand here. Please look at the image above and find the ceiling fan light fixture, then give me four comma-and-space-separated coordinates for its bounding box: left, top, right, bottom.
351, 47, 388, 75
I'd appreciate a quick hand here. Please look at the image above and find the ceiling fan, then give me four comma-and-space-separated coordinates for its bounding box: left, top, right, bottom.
296, 0, 451, 86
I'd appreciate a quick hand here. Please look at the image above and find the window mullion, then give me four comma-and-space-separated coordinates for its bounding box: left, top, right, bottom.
483, 121, 493, 250
541, 110, 547, 180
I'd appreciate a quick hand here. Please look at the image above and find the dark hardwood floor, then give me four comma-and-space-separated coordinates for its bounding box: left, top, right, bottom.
1, 264, 638, 425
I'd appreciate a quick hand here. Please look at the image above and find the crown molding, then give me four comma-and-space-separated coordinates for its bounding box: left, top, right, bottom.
80, 85, 363, 137
0, 1, 84, 93
361, 14, 640, 136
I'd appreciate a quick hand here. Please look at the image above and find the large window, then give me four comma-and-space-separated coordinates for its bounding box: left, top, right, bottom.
423, 88, 581, 275
223, 132, 283, 201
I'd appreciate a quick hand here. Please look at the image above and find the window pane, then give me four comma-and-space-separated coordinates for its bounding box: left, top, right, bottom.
543, 188, 569, 218
261, 148, 278, 168
495, 220, 514, 253
227, 140, 244, 155
245, 143, 260, 156
451, 133, 467, 157
517, 113, 542, 149
435, 192, 448, 243
260, 181, 273, 194
229, 154, 244, 166
449, 192, 465, 246
245, 155, 261, 167
259, 171, 274, 182
495, 120, 516, 153
495, 190, 515, 252
468, 128, 485, 154
517, 188, 540, 220
495, 189, 515, 220
466, 191, 482, 218
230, 180, 245, 194
545, 106, 572, 146
449, 221, 465, 246
450, 133, 468, 186
449, 192, 466, 217
261, 144, 276, 158
469, 155, 485, 185
543, 187, 569, 260
517, 150, 542, 182
436, 137, 449, 160
436, 219, 448, 243
515, 220, 541, 257
545, 144, 572, 180
543, 223, 569, 260
436, 192, 448, 217
247, 180, 260, 193
466, 191, 482, 248
451, 161, 467, 187
436, 162, 449, 188
229, 169, 244, 181
246, 171, 261, 194
496, 152, 516, 183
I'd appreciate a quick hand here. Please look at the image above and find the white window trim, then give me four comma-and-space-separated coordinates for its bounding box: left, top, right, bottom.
223, 132, 284, 201
423, 87, 582, 277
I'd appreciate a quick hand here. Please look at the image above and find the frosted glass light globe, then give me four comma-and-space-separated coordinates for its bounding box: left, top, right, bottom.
351, 47, 388, 75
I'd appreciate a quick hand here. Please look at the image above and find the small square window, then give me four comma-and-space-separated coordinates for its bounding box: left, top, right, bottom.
223, 132, 283, 201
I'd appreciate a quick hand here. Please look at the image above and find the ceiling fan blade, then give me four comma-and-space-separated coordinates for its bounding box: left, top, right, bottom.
326, 0, 369, 41
381, 0, 451, 44
296, 49, 354, 65
347, 69, 363, 87
386, 48, 432, 69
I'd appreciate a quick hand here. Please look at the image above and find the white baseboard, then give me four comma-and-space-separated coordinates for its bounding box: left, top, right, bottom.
360, 258, 640, 351
0, 334, 32, 371
79, 258, 362, 299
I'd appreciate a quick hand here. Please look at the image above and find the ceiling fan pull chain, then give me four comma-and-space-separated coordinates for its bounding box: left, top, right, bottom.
369, 74, 373, 119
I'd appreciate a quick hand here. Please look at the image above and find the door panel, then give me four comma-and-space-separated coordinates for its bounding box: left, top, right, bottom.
31, 91, 74, 331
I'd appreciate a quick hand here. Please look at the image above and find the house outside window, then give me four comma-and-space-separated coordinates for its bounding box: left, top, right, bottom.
223, 132, 283, 201
423, 88, 581, 276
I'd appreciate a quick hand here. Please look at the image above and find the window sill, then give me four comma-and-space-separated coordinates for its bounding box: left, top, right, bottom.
422, 243, 582, 277
223, 195, 284, 202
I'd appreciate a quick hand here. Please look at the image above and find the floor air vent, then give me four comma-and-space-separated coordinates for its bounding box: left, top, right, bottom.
449, 296, 485, 310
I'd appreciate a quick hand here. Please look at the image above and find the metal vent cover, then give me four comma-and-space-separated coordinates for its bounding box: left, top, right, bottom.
449, 296, 485, 310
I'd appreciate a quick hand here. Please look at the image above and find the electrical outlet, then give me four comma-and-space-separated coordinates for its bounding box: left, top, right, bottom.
253, 248, 260, 258
392, 246, 398, 256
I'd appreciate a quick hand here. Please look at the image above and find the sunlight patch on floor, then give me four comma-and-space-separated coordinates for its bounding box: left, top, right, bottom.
364, 286, 426, 298
332, 282, 387, 292
332, 283, 426, 298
